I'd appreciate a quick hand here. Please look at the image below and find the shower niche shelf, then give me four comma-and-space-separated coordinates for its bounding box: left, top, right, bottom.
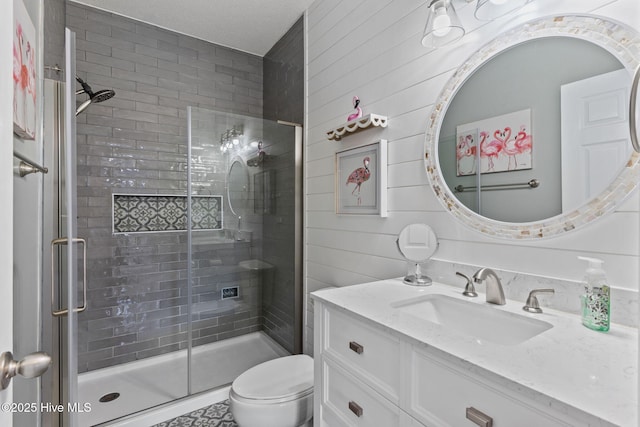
326, 113, 388, 141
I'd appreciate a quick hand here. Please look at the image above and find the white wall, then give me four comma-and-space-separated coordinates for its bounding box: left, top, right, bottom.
304, 0, 640, 352
12, 0, 44, 424
0, 0, 14, 424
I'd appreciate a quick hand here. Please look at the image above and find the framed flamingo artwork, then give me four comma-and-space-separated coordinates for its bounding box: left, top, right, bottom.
456, 109, 532, 175
13, 0, 37, 140
335, 139, 387, 217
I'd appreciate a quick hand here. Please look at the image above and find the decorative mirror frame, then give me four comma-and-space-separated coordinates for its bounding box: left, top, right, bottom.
425, 14, 640, 239
226, 156, 250, 218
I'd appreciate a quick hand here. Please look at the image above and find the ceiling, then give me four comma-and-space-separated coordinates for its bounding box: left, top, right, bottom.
69, 0, 314, 57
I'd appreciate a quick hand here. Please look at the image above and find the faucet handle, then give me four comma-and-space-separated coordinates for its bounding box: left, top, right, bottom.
523, 288, 555, 313
456, 272, 478, 298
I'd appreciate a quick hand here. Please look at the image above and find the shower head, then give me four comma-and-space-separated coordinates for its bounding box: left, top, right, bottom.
92, 89, 116, 103
75, 76, 116, 116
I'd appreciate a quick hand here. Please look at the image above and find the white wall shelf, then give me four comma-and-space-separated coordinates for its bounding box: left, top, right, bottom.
326, 113, 388, 141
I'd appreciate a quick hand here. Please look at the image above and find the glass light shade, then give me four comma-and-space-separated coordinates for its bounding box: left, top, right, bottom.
474, 0, 531, 21
422, 0, 465, 48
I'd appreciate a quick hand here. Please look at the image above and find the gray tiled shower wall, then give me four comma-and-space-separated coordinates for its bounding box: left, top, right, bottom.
67, 3, 265, 372
44, 0, 65, 80
261, 18, 304, 354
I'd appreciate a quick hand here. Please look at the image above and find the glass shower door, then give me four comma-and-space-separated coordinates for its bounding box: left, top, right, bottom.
187, 107, 302, 395
57, 27, 82, 427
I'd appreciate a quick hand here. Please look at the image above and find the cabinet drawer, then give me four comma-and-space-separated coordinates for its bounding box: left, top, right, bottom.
322, 357, 402, 427
324, 307, 401, 402
407, 349, 568, 427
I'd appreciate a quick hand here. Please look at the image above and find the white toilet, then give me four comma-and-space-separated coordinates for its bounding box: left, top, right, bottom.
229, 354, 314, 427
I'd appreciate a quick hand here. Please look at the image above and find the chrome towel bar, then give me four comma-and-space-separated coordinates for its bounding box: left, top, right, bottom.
13, 151, 49, 177
454, 178, 539, 193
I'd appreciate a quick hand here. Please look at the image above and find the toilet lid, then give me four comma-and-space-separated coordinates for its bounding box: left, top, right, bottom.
232, 355, 313, 400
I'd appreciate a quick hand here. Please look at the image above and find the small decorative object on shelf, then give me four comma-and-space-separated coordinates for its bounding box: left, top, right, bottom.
347, 96, 363, 122
326, 113, 388, 141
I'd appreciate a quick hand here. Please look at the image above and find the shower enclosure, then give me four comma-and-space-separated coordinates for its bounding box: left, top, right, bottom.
42, 49, 303, 424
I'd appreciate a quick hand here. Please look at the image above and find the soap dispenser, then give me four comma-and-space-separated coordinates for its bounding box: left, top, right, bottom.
578, 256, 610, 332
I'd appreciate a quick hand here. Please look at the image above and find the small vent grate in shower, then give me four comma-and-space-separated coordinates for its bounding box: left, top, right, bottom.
99, 392, 120, 403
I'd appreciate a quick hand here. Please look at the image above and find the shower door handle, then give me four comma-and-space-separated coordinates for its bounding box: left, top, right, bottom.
51, 237, 87, 317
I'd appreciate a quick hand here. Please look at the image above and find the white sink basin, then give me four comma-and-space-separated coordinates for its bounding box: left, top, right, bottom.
391, 294, 552, 345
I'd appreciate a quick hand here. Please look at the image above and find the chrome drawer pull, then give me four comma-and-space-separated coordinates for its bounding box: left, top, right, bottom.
466, 407, 493, 427
348, 401, 363, 417
349, 341, 364, 354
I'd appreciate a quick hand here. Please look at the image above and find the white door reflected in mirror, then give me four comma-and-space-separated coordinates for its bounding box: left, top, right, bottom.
560, 69, 631, 212
396, 224, 438, 286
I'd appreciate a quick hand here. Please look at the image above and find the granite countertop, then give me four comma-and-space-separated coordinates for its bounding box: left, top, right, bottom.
311, 279, 638, 427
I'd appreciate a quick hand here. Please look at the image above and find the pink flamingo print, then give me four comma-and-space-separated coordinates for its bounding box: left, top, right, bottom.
346, 156, 371, 205
13, 21, 36, 137
13, 23, 23, 120
27, 41, 35, 104
347, 96, 362, 122
515, 125, 532, 154
496, 127, 524, 170
13, 46, 20, 118
456, 134, 477, 175
25, 40, 35, 135
480, 130, 503, 172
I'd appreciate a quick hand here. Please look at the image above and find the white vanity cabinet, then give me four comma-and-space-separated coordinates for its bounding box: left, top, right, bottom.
323, 305, 402, 403
407, 346, 568, 427
314, 301, 596, 427
314, 303, 411, 427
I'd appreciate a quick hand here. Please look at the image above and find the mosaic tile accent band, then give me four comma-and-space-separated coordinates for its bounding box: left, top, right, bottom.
113, 194, 223, 233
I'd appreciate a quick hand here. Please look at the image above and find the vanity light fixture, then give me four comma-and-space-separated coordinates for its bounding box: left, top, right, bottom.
219, 126, 243, 153
474, 0, 533, 21
421, 0, 465, 48
422, 0, 535, 48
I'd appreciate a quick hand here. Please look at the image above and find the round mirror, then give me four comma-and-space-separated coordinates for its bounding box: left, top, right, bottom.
425, 15, 640, 239
396, 224, 438, 286
227, 157, 250, 220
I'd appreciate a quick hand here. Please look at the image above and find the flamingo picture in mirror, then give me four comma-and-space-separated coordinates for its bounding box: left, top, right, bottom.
456, 132, 477, 175
456, 109, 533, 176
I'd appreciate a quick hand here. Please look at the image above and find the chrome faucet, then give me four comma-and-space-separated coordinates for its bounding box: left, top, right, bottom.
456, 272, 477, 297
523, 288, 555, 313
472, 268, 506, 305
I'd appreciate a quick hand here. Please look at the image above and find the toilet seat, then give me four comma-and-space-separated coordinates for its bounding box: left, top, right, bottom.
231, 355, 313, 404
230, 387, 312, 405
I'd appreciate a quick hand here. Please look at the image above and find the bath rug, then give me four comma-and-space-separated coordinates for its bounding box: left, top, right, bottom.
152, 399, 238, 427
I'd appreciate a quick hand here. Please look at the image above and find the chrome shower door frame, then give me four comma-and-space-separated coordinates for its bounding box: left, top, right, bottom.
41, 28, 83, 427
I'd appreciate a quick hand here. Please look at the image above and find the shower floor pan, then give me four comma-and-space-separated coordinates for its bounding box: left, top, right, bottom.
78, 331, 289, 427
